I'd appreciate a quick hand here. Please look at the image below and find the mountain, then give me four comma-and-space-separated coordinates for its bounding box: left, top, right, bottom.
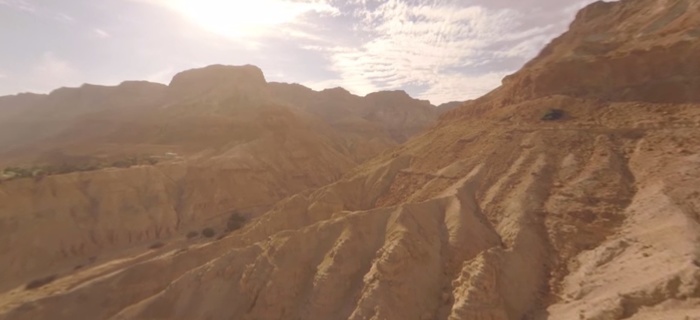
0, 65, 438, 293
0, 65, 437, 166
436, 101, 465, 114
2, 0, 700, 319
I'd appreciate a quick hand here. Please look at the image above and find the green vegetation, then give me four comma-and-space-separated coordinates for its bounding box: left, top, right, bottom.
0, 155, 161, 182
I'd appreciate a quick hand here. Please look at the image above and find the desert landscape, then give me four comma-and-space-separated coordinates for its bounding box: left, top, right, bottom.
1, 0, 700, 319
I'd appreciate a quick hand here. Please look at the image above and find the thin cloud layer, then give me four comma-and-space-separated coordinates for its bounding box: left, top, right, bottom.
301, 0, 583, 103
0, 0, 599, 103
30, 52, 81, 92
0, 0, 35, 12
93, 28, 110, 39
137, 0, 339, 39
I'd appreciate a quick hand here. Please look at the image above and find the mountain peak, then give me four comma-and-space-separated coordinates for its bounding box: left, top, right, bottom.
169, 64, 267, 92
364, 90, 411, 99
320, 87, 352, 96
494, 0, 700, 106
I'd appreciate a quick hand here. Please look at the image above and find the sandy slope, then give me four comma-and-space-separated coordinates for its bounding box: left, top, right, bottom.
2, 0, 700, 319
2, 101, 697, 320
0, 66, 437, 293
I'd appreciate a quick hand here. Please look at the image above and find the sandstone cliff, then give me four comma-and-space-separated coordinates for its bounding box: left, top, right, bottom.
0, 65, 438, 292
2, 0, 700, 319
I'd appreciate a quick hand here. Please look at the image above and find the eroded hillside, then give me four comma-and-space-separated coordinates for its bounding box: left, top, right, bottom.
0, 65, 438, 293
1, 0, 700, 319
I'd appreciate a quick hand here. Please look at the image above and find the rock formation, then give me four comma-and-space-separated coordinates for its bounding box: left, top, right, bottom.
1, 0, 700, 319
0, 65, 438, 293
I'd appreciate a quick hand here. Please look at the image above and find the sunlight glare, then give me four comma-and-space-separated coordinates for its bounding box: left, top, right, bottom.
162, 0, 337, 39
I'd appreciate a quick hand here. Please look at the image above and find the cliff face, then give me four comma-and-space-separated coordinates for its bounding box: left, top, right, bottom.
0, 66, 438, 292
268, 84, 438, 148
453, 0, 700, 119
0, 126, 356, 292
2, 1, 700, 319
0, 82, 168, 157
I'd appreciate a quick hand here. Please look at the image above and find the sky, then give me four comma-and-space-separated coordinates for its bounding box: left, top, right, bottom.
0, 0, 598, 104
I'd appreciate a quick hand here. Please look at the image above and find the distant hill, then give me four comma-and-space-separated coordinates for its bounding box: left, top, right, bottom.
0, 64, 438, 292
5, 1, 699, 319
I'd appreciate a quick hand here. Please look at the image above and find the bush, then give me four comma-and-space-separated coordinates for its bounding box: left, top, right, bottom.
1, 154, 161, 181
202, 227, 216, 238
226, 212, 247, 232
33, 170, 48, 182
3, 167, 32, 179
25, 274, 58, 290
146, 157, 159, 165
541, 109, 565, 121
76, 163, 100, 172
186, 231, 199, 239
148, 241, 165, 250
111, 160, 133, 169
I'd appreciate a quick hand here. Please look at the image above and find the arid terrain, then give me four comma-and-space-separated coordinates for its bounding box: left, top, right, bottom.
0, 65, 438, 293
1, 0, 700, 319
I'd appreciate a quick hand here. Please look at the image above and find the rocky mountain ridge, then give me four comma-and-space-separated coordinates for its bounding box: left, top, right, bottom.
0, 65, 438, 293
2, 0, 700, 319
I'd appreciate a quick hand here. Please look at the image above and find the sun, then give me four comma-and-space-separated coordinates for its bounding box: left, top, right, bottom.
159, 0, 337, 39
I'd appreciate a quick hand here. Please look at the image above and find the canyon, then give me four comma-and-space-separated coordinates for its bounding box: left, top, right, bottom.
1, 0, 700, 319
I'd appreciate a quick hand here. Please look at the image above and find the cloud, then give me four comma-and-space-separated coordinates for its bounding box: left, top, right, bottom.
136, 0, 339, 40
419, 71, 509, 103
563, 0, 597, 15
28, 52, 81, 92
54, 12, 75, 24
145, 66, 177, 84
304, 2, 543, 103
0, 73, 6, 79
0, 0, 36, 12
94, 28, 111, 38
34, 52, 75, 77
1, 0, 76, 24
0, 0, 598, 101
297, 0, 596, 104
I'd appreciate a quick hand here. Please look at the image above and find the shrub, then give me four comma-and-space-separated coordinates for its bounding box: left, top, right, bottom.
25, 274, 58, 290
226, 212, 247, 232
148, 241, 165, 250
112, 160, 133, 169
146, 157, 159, 165
1, 154, 160, 181
202, 227, 216, 238
76, 163, 100, 172
541, 108, 565, 121
33, 170, 47, 182
186, 231, 199, 239
4, 167, 32, 178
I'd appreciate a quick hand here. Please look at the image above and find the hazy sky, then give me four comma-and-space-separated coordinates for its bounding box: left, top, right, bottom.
0, 0, 597, 104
